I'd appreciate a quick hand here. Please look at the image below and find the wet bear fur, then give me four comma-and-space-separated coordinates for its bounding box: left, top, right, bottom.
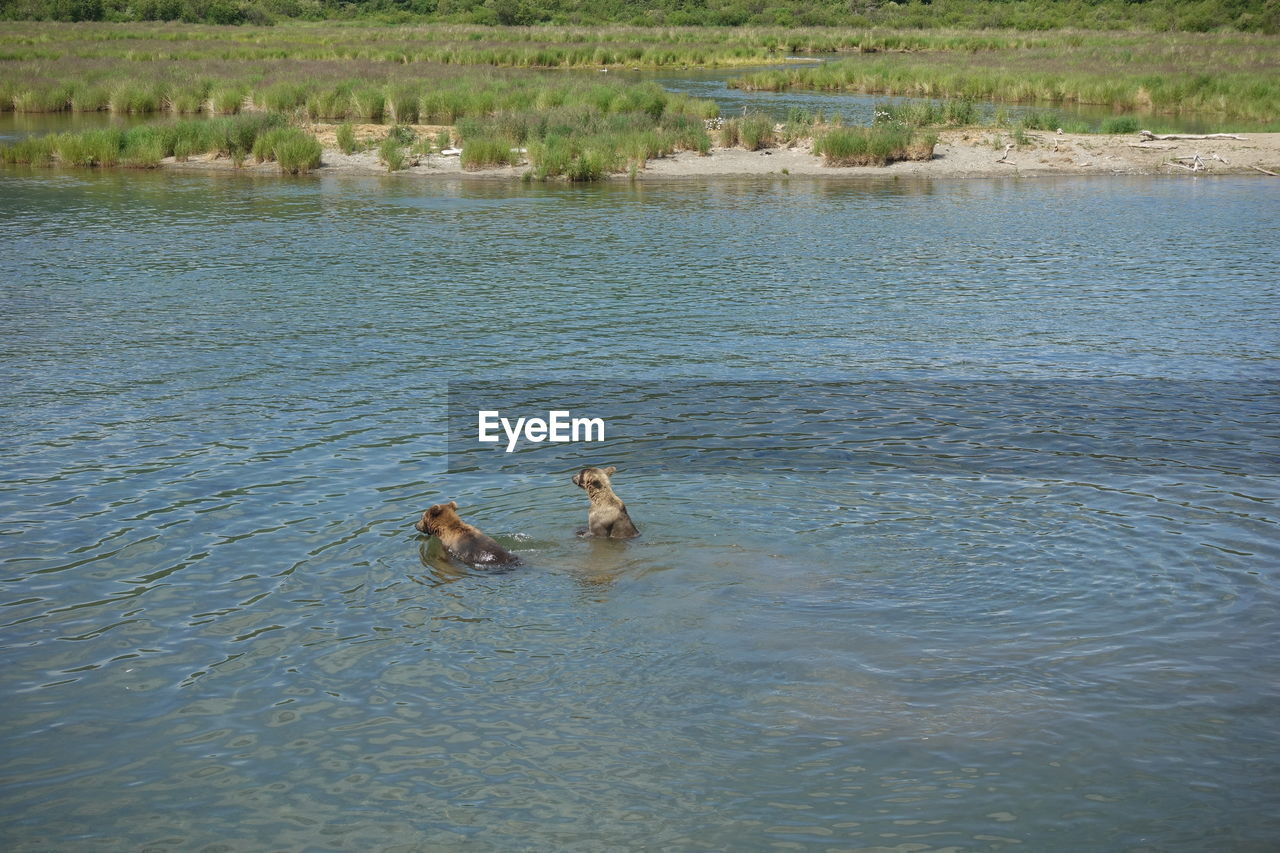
571, 466, 640, 539
414, 501, 521, 567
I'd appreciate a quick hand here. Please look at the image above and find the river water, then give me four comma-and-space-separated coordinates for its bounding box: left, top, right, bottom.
1, 165, 1278, 851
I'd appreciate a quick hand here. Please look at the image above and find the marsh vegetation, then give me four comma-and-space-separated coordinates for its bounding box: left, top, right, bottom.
729, 31, 1280, 123
1, 19, 1274, 178
3, 0, 1272, 31
0, 112, 325, 170
0, 74, 720, 178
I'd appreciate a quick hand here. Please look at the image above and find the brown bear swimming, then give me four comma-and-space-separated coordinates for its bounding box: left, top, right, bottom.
571, 466, 640, 539
413, 501, 522, 567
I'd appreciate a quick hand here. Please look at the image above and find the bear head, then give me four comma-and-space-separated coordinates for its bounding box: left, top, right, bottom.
415, 500, 460, 536
571, 466, 617, 494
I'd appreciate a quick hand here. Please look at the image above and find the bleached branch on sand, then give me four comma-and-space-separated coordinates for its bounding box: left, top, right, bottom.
1139, 130, 1245, 141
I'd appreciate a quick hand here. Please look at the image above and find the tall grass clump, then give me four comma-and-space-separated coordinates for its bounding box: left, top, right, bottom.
210, 85, 247, 115
1099, 116, 1140, 134
386, 84, 421, 123
527, 135, 573, 178
273, 131, 322, 174
53, 128, 123, 167
461, 136, 518, 170
108, 83, 164, 114
251, 126, 322, 173
874, 99, 980, 128
120, 125, 170, 167
379, 135, 407, 171
13, 85, 71, 112
738, 112, 775, 151
336, 122, 359, 154
565, 148, 611, 182
814, 126, 937, 167
0, 113, 307, 170
349, 87, 385, 121
69, 85, 110, 113
257, 82, 309, 114
168, 81, 210, 114
718, 119, 739, 148
0, 134, 55, 165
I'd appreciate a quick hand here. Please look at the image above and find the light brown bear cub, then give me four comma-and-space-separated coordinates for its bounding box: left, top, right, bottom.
571, 466, 640, 539
414, 501, 521, 567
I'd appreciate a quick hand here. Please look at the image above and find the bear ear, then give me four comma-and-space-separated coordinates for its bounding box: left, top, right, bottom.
604, 466, 616, 475
448, 500, 458, 510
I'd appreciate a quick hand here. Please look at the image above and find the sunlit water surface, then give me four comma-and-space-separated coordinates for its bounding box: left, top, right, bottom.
1, 169, 1278, 851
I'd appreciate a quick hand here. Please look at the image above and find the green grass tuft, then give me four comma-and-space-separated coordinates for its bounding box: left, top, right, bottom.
1099, 116, 1141, 134
336, 122, 359, 154
379, 135, 407, 171
814, 126, 936, 167
461, 136, 518, 170
738, 113, 775, 151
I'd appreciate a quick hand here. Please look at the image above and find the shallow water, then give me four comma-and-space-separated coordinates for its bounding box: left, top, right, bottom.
1, 168, 1278, 851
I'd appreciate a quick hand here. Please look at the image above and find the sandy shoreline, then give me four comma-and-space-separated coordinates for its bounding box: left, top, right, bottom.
162, 128, 1280, 180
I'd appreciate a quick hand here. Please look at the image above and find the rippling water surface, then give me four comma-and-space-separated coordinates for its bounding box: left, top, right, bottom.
1, 169, 1278, 851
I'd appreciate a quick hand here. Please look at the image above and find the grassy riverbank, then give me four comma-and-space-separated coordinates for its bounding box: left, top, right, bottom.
0, 112, 325, 170
3, 0, 1273, 32
2, 23, 1273, 124
729, 31, 1280, 122
0, 73, 722, 177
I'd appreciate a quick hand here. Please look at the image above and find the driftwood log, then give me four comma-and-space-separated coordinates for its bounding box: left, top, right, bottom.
1139, 130, 1245, 141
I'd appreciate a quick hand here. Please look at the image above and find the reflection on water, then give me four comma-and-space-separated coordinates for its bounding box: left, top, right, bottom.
1, 168, 1278, 851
